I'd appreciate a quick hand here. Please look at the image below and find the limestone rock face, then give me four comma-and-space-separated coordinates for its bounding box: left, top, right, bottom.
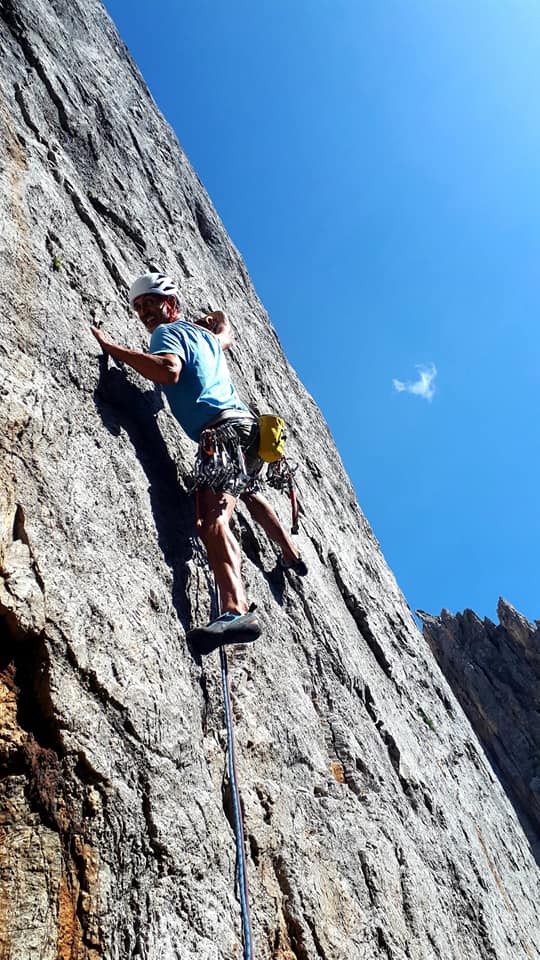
420, 598, 540, 861
0, 1, 539, 958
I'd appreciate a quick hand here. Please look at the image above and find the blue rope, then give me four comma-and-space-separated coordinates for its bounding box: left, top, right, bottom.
219, 644, 254, 960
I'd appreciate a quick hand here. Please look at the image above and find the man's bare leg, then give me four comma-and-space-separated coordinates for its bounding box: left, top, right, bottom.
241, 491, 301, 566
197, 488, 249, 615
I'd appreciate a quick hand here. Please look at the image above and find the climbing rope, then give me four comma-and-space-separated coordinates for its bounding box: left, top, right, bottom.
204, 572, 255, 960
219, 642, 255, 960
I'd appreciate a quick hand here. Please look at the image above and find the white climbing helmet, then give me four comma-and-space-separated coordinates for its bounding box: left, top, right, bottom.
129, 272, 180, 309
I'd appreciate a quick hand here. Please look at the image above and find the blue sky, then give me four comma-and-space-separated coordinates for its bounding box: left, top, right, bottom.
103, 0, 539, 623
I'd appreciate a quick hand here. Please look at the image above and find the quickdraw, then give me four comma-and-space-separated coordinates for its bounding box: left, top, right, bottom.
266, 458, 299, 534
190, 423, 257, 497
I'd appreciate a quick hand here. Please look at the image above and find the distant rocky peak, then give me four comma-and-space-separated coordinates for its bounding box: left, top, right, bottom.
420, 598, 540, 858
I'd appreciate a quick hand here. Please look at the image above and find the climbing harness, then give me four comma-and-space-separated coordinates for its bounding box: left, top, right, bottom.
219, 640, 255, 960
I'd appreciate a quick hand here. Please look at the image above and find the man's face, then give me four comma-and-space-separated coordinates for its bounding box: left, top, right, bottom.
133, 294, 173, 332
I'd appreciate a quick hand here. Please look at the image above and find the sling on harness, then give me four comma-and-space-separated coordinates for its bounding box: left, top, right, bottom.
267, 458, 299, 535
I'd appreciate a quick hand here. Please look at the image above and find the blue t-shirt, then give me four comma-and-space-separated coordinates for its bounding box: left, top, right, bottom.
149, 320, 249, 441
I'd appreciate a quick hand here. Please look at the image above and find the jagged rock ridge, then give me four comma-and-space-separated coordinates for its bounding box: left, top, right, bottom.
1, 0, 539, 957
420, 597, 540, 861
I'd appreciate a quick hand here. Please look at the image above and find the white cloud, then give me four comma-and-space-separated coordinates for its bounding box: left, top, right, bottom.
392, 364, 437, 401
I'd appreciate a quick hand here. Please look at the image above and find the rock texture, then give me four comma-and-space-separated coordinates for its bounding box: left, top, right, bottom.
420, 598, 540, 862
0, 1, 539, 957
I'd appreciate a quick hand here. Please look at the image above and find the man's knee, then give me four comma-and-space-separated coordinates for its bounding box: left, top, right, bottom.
198, 512, 229, 544
243, 491, 276, 521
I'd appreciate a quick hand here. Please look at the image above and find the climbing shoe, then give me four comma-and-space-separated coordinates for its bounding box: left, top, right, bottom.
187, 607, 261, 656
278, 555, 308, 577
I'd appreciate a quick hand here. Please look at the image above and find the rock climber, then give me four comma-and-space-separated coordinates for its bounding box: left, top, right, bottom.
91, 272, 306, 653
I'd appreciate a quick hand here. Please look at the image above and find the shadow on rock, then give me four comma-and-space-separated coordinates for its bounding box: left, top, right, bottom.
236, 513, 286, 607
93, 355, 194, 631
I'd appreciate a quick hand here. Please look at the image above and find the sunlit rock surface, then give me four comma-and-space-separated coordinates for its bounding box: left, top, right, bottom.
1, 1, 539, 957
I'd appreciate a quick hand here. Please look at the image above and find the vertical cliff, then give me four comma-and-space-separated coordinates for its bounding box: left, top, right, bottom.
1, 1, 539, 957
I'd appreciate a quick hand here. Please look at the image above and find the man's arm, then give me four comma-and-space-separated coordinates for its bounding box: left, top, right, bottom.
194, 310, 233, 350
91, 327, 182, 385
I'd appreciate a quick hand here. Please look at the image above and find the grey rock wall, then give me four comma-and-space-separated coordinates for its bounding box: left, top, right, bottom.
420, 598, 540, 861
1, 0, 539, 957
